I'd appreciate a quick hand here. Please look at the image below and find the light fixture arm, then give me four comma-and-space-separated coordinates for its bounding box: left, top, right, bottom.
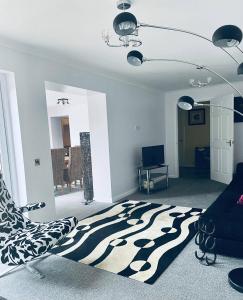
143, 57, 243, 98
236, 46, 243, 55
105, 40, 125, 47
139, 23, 240, 65
195, 102, 243, 117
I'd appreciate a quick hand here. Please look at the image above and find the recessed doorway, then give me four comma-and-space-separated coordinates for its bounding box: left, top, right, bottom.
45, 82, 112, 218
178, 102, 210, 178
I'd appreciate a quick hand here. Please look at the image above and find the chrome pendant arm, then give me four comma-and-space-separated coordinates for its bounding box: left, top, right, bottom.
203, 66, 243, 98
144, 57, 200, 68
236, 46, 243, 55
195, 103, 243, 117
104, 40, 125, 48
140, 23, 240, 65
144, 57, 243, 98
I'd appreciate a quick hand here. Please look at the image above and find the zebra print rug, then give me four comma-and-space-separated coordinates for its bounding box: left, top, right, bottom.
51, 200, 203, 284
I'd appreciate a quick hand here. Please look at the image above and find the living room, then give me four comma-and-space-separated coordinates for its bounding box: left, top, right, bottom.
0, 1, 243, 299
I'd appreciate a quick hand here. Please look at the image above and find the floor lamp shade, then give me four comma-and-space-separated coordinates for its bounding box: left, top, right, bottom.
212, 25, 242, 47
113, 12, 137, 36
127, 50, 143, 66
237, 63, 243, 75
178, 96, 195, 110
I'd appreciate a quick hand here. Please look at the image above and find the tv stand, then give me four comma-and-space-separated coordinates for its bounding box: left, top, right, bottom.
138, 165, 169, 194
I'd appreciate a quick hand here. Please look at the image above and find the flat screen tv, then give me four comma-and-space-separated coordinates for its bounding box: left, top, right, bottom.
142, 145, 164, 168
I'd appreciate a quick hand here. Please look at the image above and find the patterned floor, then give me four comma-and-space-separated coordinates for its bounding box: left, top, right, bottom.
51, 200, 203, 284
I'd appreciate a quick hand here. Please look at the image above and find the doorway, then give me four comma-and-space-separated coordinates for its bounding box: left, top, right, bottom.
45, 82, 112, 217
178, 102, 210, 178
175, 94, 234, 184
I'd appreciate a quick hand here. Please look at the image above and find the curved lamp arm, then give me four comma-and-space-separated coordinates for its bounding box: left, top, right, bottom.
140, 23, 240, 65
195, 102, 243, 117
236, 46, 243, 55
143, 57, 243, 98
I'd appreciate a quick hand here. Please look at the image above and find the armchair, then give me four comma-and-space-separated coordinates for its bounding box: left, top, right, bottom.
0, 173, 78, 279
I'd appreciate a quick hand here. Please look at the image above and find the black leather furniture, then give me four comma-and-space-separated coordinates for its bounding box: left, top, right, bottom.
199, 162, 243, 258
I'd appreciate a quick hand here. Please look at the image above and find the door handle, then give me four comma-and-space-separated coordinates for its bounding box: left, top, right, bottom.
226, 140, 234, 147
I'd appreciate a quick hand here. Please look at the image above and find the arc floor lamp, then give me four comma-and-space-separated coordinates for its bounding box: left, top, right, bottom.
106, 1, 243, 293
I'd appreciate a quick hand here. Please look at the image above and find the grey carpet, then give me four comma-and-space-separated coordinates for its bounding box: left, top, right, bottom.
128, 178, 225, 210
1, 178, 242, 300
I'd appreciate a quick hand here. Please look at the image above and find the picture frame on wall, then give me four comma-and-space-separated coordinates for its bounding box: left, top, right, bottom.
188, 108, 205, 126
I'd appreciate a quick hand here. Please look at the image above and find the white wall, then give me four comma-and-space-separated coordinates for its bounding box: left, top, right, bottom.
87, 91, 112, 203
164, 82, 243, 177
46, 90, 90, 147
0, 44, 164, 221
50, 117, 63, 148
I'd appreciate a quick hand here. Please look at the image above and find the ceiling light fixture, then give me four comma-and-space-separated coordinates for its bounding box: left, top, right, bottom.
102, 29, 142, 48
116, 0, 132, 11
102, 1, 142, 48
57, 98, 70, 105
189, 77, 212, 88
126, 50, 243, 98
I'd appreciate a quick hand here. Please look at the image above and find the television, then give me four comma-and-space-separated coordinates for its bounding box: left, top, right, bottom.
142, 145, 164, 168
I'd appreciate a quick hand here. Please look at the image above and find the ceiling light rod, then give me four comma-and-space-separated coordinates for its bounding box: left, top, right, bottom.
178, 96, 243, 117
127, 51, 243, 98
113, 12, 242, 65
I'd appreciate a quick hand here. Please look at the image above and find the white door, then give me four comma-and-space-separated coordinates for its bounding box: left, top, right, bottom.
210, 94, 234, 184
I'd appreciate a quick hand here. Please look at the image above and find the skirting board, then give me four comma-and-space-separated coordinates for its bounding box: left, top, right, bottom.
169, 175, 178, 178
112, 175, 177, 202
112, 187, 138, 203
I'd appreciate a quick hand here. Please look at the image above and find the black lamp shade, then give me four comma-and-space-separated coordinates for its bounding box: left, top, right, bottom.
113, 12, 137, 36
237, 63, 243, 75
178, 96, 195, 110
127, 51, 143, 66
212, 25, 242, 47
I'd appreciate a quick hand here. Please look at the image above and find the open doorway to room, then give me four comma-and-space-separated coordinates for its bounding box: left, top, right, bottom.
45, 82, 112, 218
178, 101, 210, 178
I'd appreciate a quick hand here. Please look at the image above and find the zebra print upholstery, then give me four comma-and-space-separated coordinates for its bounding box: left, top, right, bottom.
0, 174, 78, 266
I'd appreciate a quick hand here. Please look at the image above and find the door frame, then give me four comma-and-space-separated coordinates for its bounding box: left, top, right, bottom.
210, 94, 234, 184
177, 100, 210, 170
171, 94, 234, 179
0, 75, 12, 192
0, 72, 28, 206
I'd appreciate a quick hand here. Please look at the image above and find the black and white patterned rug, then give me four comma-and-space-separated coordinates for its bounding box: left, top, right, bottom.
51, 200, 203, 284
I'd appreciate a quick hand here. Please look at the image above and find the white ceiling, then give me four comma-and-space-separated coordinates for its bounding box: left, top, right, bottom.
0, 0, 243, 91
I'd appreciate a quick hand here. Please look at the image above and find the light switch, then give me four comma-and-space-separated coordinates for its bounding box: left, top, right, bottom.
34, 159, 40, 166
134, 125, 141, 131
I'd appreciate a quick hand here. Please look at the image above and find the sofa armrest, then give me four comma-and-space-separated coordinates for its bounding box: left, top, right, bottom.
18, 202, 46, 213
